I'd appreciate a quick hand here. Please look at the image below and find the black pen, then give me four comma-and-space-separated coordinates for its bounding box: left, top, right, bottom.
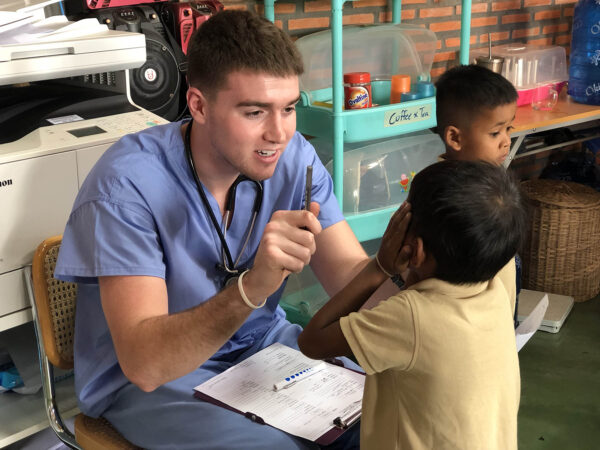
304, 165, 313, 211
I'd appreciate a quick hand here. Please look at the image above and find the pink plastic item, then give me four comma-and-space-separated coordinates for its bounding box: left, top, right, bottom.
517, 81, 566, 107
85, 0, 169, 10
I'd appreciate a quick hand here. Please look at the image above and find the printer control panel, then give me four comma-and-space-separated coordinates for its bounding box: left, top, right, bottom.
89, 110, 165, 136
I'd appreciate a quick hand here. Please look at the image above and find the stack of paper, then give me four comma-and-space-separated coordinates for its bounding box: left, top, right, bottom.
516, 294, 549, 352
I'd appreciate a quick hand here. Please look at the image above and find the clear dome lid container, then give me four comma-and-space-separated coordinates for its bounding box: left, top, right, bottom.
295, 24, 438, 104
470, 43, 568, 90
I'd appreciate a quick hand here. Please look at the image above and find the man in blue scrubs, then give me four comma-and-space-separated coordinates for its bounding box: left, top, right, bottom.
55, 9, 372, 449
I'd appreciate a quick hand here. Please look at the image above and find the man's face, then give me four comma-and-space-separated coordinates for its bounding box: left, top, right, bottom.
202, 70, 300, 181
458, 102, 517, 166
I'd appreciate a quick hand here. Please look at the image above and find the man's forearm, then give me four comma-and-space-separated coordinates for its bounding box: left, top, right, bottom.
103, 279, 259, 392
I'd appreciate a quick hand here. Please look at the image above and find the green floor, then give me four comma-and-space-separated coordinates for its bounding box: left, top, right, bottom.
517, 294, 600, 449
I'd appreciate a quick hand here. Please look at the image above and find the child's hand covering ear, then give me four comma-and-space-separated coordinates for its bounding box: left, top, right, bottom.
376, 202, 413, 277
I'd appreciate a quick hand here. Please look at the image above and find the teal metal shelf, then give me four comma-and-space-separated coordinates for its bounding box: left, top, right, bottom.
297, 94, 436, 144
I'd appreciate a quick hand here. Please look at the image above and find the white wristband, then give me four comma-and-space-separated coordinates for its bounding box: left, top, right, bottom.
238, 270, 267, 309
375, 252, 394, 278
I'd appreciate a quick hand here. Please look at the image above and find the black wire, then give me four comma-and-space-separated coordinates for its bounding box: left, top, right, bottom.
184, 120, 263, 275
184, 119, 236, 270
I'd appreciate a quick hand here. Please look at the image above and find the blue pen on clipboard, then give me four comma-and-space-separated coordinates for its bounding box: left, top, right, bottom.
273, 360, 326, 391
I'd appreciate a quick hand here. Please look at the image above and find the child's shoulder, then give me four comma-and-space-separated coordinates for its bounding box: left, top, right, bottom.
494, 257, 517, 300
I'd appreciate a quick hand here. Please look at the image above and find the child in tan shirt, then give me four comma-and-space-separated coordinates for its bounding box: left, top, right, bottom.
299, 160, 526, 449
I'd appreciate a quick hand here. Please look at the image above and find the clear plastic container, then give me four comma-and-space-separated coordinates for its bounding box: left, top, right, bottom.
312, 130, 445, 214
470, 44, 568, 106
279, 265, 327, 327
280, 238, 382, 326
296, 24, 437, 107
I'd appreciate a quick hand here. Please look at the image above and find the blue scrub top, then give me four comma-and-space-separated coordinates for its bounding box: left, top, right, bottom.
55, 121, 344, 417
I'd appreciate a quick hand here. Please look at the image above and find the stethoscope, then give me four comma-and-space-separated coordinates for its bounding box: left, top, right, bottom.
184, 119, 263, 285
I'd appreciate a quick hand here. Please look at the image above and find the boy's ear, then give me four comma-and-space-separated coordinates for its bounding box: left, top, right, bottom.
187, 86, 209, 125
410, 237, 427, 268
443, 125, 463, 152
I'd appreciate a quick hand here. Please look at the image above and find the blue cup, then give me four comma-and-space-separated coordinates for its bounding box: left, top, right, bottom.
416, 81, 435, 98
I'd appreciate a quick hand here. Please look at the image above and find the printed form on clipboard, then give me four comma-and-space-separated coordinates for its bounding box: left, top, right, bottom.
193, 342, 365, 444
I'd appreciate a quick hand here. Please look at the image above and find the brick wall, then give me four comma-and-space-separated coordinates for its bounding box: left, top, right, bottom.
220, 0, 578, 78
218, 0, 583, 180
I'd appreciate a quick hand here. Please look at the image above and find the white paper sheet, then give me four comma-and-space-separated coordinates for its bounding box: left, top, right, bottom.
516, 294, 549, 352
194, 343, 364, 442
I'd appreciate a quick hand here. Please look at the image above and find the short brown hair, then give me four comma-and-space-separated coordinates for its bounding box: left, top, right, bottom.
186, 10, 304, 94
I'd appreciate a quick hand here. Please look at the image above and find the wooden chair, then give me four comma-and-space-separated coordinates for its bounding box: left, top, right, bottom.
24, 235, 140, 449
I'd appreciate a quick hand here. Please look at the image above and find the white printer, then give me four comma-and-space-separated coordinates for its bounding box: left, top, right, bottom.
0, 7, 170, 445
0, 11, 169, 331
0, 106, 168, 329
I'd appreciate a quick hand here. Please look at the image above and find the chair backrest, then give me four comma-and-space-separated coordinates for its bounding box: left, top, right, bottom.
31, 235, 77, 370
27, 235, 140, 450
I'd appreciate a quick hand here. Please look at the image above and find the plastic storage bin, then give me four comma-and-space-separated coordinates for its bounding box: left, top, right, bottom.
312, 131, 445, 214
297, 24, 437, 104
295, 24, 438, 142
470, 44, 568, 106
280, 265, 328, 328
280, 239, 382, 327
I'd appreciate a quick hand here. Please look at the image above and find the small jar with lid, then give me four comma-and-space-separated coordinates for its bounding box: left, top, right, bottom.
344, 72, 372, 109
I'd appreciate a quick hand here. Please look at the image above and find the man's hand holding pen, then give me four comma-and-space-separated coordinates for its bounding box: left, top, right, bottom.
239, 166, 321, 305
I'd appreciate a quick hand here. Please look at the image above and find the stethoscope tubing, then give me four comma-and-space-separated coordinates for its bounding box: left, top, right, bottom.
184, 119, 263, 274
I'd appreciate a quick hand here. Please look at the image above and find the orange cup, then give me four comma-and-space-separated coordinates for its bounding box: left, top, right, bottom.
390, 74, 411, 104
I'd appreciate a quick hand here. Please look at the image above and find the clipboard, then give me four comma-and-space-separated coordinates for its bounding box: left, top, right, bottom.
193, 343, 364, 445
193, 390, 357, 445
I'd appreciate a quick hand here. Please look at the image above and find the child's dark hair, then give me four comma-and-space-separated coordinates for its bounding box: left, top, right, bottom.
187, 10, 304, 96
408, 160, 526, 284
435, 64, 518, 137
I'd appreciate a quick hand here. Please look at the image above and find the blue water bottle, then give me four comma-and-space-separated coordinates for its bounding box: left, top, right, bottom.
567, 0, 600, 105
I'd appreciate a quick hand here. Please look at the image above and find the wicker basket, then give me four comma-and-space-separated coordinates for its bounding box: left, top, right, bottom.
520, 179, 600, 302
